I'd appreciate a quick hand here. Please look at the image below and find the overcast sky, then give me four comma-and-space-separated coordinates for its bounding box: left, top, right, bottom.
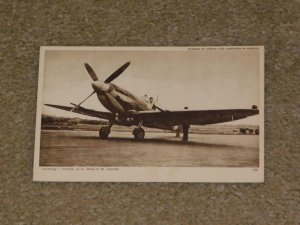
41, 47, 262, 125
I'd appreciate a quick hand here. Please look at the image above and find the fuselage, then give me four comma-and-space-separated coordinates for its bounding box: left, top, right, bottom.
92, 81, 153, 114
91, 81, 177, 131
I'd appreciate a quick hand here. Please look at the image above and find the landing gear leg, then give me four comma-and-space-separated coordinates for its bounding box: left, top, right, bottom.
182, 124, 190, 141
132, 120, 145, 140
99, 120, 114, 139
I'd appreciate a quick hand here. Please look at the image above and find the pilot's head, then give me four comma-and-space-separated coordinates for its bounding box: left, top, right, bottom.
149, 97, 154, 104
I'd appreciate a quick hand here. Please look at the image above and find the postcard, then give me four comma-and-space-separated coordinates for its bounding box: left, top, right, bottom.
33, 46, 264, 182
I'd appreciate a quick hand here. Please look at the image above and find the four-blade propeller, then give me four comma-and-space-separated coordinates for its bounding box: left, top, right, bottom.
72, 61, 130, 110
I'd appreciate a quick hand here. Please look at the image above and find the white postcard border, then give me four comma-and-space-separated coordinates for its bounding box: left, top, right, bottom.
33, 46, 264, 182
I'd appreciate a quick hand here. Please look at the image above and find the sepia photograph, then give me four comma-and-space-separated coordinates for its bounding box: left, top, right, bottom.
33, 46, 264, 182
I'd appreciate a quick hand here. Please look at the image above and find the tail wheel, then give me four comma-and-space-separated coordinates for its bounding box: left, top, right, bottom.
99, 126, 110, 139
133, 128, 145, 140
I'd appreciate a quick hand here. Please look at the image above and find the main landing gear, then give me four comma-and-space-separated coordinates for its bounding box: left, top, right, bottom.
99, 120, 114, 139
132, 127, 145, 140
98, 119, 146, 140
99, 126, 110, 139
132, 120, 145, 140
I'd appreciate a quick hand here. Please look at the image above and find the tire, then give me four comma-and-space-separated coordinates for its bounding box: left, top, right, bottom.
99, 127, 110, 139
133, 128, 145, 140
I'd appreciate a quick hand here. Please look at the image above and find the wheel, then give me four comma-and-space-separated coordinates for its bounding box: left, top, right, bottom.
176, 130, 180, 137
133, 128, 145, 140
99, 126, 110, 139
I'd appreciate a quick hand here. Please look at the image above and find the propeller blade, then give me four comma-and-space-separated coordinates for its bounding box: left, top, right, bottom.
153, 104, 166, 112
71, 91, 95, 111
84, 63, 99, 81
104, 61, 130, 83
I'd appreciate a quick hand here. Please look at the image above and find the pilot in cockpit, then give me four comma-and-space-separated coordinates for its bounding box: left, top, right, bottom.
144, 96, 154, 110
149, 97, 157, 110
149, 97, 154, 104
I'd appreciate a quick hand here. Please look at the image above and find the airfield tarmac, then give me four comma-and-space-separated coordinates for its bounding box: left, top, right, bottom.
39, 129, 259, 167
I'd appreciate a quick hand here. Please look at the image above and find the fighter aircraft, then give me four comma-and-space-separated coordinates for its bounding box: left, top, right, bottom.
45, 62, 259, 140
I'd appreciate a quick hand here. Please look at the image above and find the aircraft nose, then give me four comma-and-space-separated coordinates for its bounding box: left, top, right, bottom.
92, 81, 110, 93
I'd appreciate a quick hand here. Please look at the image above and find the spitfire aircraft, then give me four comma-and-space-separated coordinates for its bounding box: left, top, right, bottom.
46, 62, 259, 140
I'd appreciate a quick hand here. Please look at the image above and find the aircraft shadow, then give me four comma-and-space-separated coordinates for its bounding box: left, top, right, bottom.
74, 135, 240, 149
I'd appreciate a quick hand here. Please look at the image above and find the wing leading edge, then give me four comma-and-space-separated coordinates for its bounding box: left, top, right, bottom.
45, 104, 258, 127
131, 109, 259, 126
45, 104, 114, 120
